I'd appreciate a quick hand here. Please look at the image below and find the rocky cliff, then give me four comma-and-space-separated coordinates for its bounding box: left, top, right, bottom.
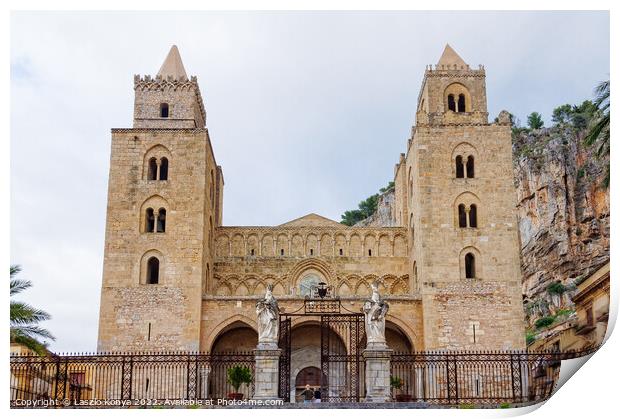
354, 187, 397, 227
513, 126, 609, 325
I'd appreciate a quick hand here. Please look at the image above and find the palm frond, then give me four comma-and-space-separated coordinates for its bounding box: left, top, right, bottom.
10, 278, 32, 296
10, 265, 22, 279
11, 324, 55, 341
10, 331, 50, 356
10, 301, 52, 324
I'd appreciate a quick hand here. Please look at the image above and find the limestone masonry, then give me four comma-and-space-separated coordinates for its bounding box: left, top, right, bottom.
97, 44, 526, 355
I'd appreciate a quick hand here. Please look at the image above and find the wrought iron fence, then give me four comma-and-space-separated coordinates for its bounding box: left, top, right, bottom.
10, 352, 255, 407
389, 348, 596, 406
10, 348, 597, 407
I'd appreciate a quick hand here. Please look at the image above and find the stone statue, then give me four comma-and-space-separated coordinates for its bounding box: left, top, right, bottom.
256, 284, 280, 348
363, 281, 389, 348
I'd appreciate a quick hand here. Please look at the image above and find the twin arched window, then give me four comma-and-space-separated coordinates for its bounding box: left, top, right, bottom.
147, 157, 169, 181
145, 208, 166, 233
455, 155, 474, 178
448, 94, 467, 112
457, 204, 478, 228
147, 257, 160, 284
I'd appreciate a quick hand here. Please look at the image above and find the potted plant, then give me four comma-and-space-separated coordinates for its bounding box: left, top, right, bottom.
226, 365, 252, 400
390, 376, 412, 402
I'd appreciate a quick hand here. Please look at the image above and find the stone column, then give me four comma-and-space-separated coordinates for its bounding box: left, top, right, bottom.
199, 365, 210, 399
363, 343, 393, 403
252, 343, 282, 401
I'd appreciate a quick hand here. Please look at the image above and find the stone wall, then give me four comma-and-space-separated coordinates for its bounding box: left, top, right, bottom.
212, 226, 410, 297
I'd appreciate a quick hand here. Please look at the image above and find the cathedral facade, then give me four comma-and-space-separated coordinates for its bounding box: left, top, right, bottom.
97, 45, 525, 362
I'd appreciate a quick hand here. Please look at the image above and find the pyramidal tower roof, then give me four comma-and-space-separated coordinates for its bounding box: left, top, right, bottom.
157, 45, 188, 79
437, 44, 468, 68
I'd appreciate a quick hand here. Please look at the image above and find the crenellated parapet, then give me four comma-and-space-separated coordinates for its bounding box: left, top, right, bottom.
133, 74, 207, 127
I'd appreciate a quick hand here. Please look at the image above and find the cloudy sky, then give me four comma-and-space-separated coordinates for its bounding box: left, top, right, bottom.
10, 11, 609, 352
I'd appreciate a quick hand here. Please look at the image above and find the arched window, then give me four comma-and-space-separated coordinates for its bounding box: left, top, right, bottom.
280, 249, 284, 256
458, 204, 467, 228
368, 249, 372, 257
466, 155, 474, 178
250, 249, 255, 256
145, 208, 155, 232
469, 204, 478, 228
147, 257, 160, 284
309, 249, 314, 256
159, 158, 169, 180
160, 103, 169, 118
447, 94, 456, 112
339, 248, 343, 256
465, 253, 475, 279
147, 158, 158, 181
156, 208, 166, 232
455, 155, 464, 178
458, 94, 466, 112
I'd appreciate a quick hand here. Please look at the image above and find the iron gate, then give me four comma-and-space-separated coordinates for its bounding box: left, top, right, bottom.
320, 313, 365, 402
277, 299, 366, 403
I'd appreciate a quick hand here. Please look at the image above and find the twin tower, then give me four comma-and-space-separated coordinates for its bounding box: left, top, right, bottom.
97, 45, 524, 353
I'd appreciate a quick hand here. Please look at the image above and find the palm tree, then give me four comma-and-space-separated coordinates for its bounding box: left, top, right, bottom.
10, 265, 54, 355
584, 80, 610, 186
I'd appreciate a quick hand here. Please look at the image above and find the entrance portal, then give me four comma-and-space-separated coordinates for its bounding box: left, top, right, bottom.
278, 299, 366, 403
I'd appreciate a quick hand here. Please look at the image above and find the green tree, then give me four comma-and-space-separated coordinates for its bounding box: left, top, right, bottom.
552, 101, 597, 130
340, 209, 365, 226
584, 80, 610, 187
379, 181, 395, 193
551, 104, 573, 124
527, 112, 544, 129
10, 265, 54, 355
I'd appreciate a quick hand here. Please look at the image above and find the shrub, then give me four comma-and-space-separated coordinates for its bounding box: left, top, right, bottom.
226, 365, 252, 392
547, 282, 566, 295
577, 168, 585, 179
500, 402, 512, 409
535, 316, 555, 329
390, 376, 403, 390
526, 331, 536, 345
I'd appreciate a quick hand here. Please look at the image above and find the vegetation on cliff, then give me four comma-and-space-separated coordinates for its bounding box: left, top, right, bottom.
340, 182, 394, 226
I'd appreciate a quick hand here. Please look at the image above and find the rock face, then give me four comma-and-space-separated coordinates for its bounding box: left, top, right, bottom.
513, 127, 609, 324
354, 188, 397, 227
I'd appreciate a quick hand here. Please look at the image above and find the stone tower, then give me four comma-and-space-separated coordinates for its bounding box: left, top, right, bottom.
97, 46, 223, 352
395, 45, 525, 350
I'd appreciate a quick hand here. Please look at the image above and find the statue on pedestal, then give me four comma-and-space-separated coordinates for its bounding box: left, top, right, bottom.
363, 281, 389, 348
256, 284, 280, 348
